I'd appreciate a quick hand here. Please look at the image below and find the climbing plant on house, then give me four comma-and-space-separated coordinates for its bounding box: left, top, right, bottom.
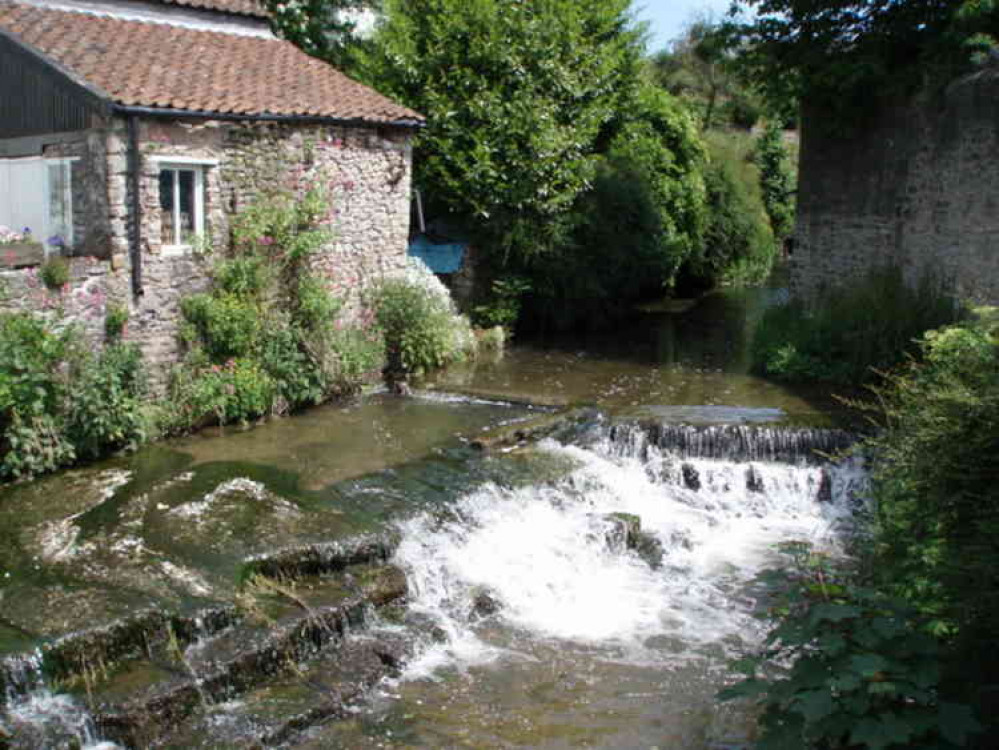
170, 186, 383, 430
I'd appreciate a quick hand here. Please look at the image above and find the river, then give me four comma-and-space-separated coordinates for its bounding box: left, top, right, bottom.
0, 283, 864, 749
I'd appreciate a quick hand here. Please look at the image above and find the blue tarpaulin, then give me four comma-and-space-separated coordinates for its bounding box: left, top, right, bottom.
408, 234, 467, 274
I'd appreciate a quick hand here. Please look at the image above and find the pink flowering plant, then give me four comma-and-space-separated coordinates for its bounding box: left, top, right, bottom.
0, 225, 33, 245
169, 182, 385, 433
0, 311, 148, 480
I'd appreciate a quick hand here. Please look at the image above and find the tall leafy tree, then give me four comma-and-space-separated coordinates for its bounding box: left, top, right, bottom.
732, 0, 999, 115
651, 18, 749, 130
265, 0, 379, 67
357, 0, 645, 263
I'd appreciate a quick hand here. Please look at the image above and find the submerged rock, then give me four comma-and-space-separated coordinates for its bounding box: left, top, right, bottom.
600, 513, 664, 569
681, 463, 701, 491
817, 469, 833, 504
745, 465, 765, 494
470, 587, 502, 620
632, 533, 665, 570
603, 513, 641, 553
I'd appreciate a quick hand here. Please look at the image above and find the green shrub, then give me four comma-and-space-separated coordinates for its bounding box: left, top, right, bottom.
756, 123, 797, 242
689, 132, 777, 287
294, 272, 341, 332
2, 411, 74, 480
751, 267, 963, 386
600, 86, 708, 286
175, 357, 276, 427
515, 84, 709, 331
720, 543, 979, 750
473, 277, 531, 331
65, 343, 147, 460
213, 255, 271, 299
258, 323, 326, 412
39, 257, 70, 290
0, 312, 147, 479
858, 315, 999, 717
181, 292, 261, 361
0, 313, 73, 421
104, 304, 129, 342
373, 261, 474, 375
327, 324, 385, 394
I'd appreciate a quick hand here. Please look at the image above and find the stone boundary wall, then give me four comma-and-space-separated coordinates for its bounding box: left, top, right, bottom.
791, 65, 999, 303
1, 115, 414, 392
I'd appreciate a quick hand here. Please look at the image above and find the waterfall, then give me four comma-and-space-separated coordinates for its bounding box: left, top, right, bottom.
1, 650, 120, 750
391, 425, 865, 680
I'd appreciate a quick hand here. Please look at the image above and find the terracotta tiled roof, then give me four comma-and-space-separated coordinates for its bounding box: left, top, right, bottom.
0, 2, 423, 124
153, 0, 269, 18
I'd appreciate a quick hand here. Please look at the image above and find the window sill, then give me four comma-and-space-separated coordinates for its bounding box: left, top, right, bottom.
161, 244, 193, 257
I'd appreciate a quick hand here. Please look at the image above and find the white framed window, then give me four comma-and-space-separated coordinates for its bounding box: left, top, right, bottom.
46, 159, 74, 252
151, 158, 217, 253
0, 156, 76, 256
157, 163, 204, 253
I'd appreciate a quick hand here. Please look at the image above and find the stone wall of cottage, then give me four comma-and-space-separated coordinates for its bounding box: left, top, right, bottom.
1, 115, 414, 393
791, 66, 999, 302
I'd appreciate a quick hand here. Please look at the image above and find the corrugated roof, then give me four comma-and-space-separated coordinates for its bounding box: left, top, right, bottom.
0, 1, 423, 124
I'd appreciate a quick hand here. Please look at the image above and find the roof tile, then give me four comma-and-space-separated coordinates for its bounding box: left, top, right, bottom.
153, 0, 269, 18
0, 2, 423, 125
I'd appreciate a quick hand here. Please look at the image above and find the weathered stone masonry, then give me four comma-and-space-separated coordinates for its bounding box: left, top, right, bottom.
791, 65, 999, 303
1, 116, 413, 391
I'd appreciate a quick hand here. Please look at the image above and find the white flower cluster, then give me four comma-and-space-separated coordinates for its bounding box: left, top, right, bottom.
400, 255, 458, 313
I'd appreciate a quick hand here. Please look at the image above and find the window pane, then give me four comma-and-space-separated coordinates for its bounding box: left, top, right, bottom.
159, 170, 175, 245
178, 170, 195, 241
47, 162, 71, 253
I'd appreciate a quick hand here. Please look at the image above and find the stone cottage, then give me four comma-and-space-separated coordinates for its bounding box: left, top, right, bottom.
0, 0, 423, 385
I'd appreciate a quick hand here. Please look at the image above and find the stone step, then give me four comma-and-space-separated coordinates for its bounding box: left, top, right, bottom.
87, 565, 407, 748
154, 632, 411, 749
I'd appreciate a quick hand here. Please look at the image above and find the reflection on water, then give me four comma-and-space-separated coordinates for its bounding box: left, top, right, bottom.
167, 391, 532, 491
426, 283, 843, 424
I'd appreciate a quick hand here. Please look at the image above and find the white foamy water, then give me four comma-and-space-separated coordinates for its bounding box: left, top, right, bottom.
393, 435, 865, 679
2, 650, 122, 750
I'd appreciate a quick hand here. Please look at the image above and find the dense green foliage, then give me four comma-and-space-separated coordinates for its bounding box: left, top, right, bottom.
360, 0, 642, 262
732, 0, 999, 122
171, 189, 383, 430
692, 131, 776, 287
0, 313, 147, 480
751, 267, 962, 386
721, 543, 980, 750
471, 276, 530, 331
860, 314, 999, 720
372, 259, 475, 376
728, 314, 999, 747
264, 0, 374, 68
651, 17, 765, 131
353, 0, 734, 328
755, 123, 796, 242
39, 257, 69, 290
516, 84, 714, 329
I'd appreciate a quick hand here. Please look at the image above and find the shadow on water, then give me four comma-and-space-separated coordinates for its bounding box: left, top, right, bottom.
429, 279, 852, 426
